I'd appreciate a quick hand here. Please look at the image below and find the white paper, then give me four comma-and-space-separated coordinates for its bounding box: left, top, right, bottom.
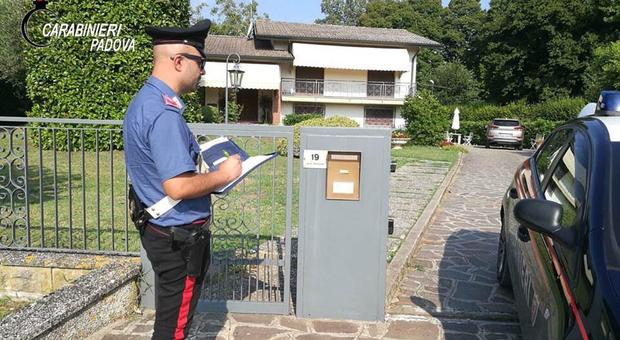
332, 181, 354, 194
215, 154, 276, 193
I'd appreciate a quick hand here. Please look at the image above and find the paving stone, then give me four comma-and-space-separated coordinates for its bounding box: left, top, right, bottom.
312, 320, 359, 334
279, 316, 309, 332
296, 334, 355, 340
479, 322, 522, 334
102, 335, 150, 340
384, 320, 440, 339
232, 325, 286, 339
453, 281, 494, 301
129, 324, 153, 333
231, 313, 276, 325
444, 333, 480, 340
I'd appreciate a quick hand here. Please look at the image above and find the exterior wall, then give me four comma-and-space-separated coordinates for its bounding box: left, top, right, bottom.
398, 47, 419, 97
281, 102, 294, 123
323, 69, 367, 98
325, 103, 365, 127
205, 88, 219, 106
395, 107, 406, 129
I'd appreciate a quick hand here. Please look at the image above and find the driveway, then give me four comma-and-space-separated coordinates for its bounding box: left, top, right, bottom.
388, 147, 532, 339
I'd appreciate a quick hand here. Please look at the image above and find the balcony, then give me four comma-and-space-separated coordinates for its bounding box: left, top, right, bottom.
281, 78, 413, 105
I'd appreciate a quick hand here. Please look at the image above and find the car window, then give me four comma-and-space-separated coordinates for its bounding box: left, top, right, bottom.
535, 129, 571, 183
543, 129, 590, 278
492, 120, 519, 126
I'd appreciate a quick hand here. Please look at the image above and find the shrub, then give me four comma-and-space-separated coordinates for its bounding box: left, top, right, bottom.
459, 120, 488, 145
522, 119, 563, 144
24, 0, 196, 150
391, 129, 410, 138
401, 90, 450, 146
277, 116, 359, 156
203, 105, 222, 123
282, 113, 323, 126
526, 97, 586, 121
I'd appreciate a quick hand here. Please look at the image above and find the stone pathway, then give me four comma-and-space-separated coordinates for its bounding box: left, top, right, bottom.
387, 147, 532, 339
89, 148, 530, 339
388, 160, 450, 261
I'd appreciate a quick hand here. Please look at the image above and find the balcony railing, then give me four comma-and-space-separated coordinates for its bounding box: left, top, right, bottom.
281, 78, 413, 100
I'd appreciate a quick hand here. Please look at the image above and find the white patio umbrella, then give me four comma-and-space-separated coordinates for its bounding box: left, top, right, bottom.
451, 107, 460, 130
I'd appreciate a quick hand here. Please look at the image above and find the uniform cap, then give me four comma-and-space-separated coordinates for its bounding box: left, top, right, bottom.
145, 19, 211, 58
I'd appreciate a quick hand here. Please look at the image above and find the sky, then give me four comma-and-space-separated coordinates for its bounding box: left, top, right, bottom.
191, 0, 491, 24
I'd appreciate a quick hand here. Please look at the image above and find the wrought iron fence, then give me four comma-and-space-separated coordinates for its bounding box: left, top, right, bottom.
281, 78, 412, 99
0, 117, 131, 253
0, 117, 296, 313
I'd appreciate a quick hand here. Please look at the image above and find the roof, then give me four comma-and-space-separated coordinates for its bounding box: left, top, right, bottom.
254, 19, 441, 48
204, 35, 293, 61
594, 116, 620, 142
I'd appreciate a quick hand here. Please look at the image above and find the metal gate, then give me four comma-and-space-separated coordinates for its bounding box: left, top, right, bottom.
141, 123, 295, 315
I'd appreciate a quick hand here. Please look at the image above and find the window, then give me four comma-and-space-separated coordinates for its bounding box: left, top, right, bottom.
367, 71, 395, 97
293, 103, 325, 115
364, 106, 394, 127
295, 67, 324, 95
543, 129, 590, 277
492, 119, 520, 127
535, 129, 570, 183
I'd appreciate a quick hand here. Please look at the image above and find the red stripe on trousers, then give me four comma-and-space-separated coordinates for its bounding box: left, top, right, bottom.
174, 276, 196, 340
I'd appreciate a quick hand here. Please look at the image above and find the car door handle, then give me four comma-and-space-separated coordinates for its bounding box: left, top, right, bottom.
509, 188, 518, 199
518, 225, 530, 242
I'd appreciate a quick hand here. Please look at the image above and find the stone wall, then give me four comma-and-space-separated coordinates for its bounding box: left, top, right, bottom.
0, 249, 141, 339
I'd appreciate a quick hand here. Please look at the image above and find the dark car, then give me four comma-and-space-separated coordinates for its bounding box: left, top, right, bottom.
495, 95, 620, 339
486, 118, 525, 149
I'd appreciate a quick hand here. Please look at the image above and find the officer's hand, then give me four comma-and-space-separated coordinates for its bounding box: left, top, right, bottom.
218, 154, 242, 182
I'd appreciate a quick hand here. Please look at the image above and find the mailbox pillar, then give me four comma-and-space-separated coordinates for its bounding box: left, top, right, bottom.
296, 127, 391, 321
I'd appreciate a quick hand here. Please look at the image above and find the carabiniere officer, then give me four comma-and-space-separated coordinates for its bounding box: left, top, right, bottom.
123, 19, 242, 339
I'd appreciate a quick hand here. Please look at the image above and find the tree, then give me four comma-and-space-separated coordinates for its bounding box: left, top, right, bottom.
583, 40, 620, 100
475, 0, 618, 103
442, 0, 484, 64
25, 0, 201, 133
0, 0, 30, 116
401, 90, 449, 146
360, 0, 444, 43
428, 62, 481, 105
316, 0, 368, 26
206, 0, 268, 36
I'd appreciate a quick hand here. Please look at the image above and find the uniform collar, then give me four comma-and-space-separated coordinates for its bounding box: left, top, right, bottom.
146, 76, 186, 110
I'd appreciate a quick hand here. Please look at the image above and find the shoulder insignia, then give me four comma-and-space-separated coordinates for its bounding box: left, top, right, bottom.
162, 94, 182, 109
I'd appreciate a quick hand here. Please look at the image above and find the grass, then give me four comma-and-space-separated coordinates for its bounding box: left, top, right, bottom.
0, 297, 29, 320
391, 144, 461, 168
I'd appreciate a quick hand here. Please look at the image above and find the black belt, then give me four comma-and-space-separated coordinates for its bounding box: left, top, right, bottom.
146, 218, 210, 245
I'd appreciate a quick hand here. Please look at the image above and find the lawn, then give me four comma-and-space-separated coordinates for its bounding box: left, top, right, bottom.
391, 144, 461, 168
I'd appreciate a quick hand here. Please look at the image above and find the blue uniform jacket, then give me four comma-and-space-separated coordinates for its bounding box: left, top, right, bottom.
123, 76, 210, 226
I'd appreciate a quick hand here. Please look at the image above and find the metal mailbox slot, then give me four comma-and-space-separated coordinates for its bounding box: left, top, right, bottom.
326, 151, 361, 201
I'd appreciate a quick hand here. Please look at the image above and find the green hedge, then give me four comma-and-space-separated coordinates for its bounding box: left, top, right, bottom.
25, 0, 196, 150
457, 97, 586, 122
277, 116, 359, 156
401, 91, 585, 146
282, 113, 323, 126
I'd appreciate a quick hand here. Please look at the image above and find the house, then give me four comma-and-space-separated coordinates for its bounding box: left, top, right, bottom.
201, 19, 440, 127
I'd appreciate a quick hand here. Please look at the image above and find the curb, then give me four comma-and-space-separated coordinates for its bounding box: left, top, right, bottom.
385, 152, 465, 305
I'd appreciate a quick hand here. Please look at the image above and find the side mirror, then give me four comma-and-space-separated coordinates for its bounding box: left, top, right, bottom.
514, 199, 575, 247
